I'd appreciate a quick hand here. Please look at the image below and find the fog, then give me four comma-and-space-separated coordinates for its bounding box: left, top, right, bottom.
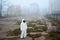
1, 0, 60, 19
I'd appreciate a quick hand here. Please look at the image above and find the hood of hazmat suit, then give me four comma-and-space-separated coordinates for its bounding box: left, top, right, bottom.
20, 19, 27, 31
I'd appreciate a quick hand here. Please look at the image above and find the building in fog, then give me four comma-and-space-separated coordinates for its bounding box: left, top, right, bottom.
7, 5, 21, 17
49, 0, 60, 13
49, 0, 60, 21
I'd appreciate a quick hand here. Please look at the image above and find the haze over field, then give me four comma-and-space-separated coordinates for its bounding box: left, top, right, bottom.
0, 0, 60, 39
0, 0, 60, 19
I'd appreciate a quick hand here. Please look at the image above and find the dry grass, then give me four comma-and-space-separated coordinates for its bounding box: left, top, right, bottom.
0, 28, 2, 31
7, 20, 47, 36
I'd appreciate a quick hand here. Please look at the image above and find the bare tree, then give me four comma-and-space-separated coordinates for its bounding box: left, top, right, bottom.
7, 5, 21, 17
0, 0, 2, 17
0, 0, 8, 17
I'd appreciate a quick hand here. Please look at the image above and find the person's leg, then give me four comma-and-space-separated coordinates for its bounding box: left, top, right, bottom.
21, 31, 24, 38
24, 30, 27, 38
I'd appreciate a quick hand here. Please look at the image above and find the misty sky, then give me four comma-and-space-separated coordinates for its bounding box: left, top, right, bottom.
3, 0, 49, 12
2, 0, 60, 16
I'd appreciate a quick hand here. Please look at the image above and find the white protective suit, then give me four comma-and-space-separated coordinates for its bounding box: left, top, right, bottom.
20, 19, 27, 38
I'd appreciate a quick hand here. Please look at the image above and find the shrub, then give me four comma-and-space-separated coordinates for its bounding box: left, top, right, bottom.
47, 31, 60, 40
27, 33, 41, 40
7, 28, 21, 36
16, 21, 21, 25
12, 28, 21, 36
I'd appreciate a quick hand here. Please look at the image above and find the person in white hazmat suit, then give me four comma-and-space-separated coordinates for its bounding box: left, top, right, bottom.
20, 19, 27, 38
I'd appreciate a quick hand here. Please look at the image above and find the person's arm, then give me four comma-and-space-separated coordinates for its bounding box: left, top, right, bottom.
26, 23, 27, 29
20, 23, 22, 31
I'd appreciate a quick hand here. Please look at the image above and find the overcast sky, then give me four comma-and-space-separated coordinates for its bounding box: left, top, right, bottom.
3, 0, 49, 11
1, 0, 60, 16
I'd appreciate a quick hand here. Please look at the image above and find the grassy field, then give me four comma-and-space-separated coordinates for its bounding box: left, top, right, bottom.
0, 17, 60, 40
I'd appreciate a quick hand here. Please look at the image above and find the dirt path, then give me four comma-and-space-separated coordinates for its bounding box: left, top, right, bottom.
0, 17, 20, 38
